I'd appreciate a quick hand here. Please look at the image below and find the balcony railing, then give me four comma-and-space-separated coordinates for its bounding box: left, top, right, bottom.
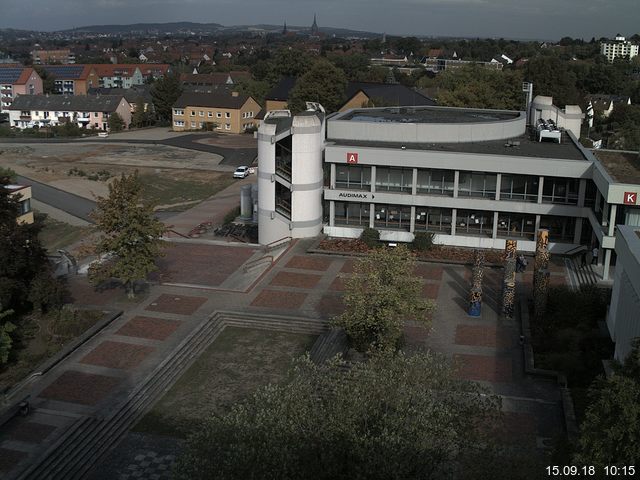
275, 155, 292, 182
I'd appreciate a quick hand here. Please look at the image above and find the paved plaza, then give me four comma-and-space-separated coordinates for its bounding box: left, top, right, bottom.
0, 237, 569, 478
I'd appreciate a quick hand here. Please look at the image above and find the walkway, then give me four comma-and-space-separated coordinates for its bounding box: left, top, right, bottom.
0, 239, 570, 479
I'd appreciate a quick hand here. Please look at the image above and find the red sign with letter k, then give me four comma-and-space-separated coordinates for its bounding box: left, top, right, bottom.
624, 192, 637, 205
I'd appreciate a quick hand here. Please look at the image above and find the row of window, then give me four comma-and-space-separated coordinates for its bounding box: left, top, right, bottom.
334, 165, 580, 205
333, 202, 577, 242
174, 120, 232, 130
174, 109, 254, 119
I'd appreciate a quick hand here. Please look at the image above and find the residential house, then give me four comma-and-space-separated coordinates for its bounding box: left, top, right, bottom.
180, 71, 251, 88
5, 185, 34, 224
370, 54, 410, 67
8, 94, 131, 131
0, 65, 43, 113
88, 85, 153, 113
587, 94, 632, 118
601, 35, 639, 63
31, 49, 75, 64
39, 65, 99, 95
340, 83, 436, 111
172, 92, 260, 133
92, 64, 144, 89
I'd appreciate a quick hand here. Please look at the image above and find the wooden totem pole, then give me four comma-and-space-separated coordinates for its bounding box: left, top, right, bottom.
502, 239, 517, 318
534, 229, 551, 318
468, 249, 485, 317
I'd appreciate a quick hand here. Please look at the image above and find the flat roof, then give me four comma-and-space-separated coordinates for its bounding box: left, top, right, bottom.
337, 106, 521, 124
593, 150, 640, 184
328, 133, 587, 161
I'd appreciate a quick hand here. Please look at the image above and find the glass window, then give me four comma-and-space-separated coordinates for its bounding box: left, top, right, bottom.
225, 112, 230, 118
374, 204, 412, 231
540, 215, 576, 243
496, 212, 536, 239
458, 171, 497, 198
416, 169, 454, 196
542, 177, 579, 205
456, 209, 494, 237
334, 201, 370, 226
500, 175, 539, 202
335, 165, 372, 191
414, 207, 452, 232
375, 167, 413, 192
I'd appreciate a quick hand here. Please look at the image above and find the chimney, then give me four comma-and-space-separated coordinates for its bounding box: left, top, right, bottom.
231, 91, 239, 97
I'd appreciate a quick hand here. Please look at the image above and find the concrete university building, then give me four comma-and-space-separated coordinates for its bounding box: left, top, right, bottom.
257, 98, 640, 281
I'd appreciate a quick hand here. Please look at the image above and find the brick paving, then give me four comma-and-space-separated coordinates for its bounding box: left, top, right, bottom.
317, 294, 345, 318
116, 316, 182, 341
81, 341, 156, 370
0, 448, 27, 473
156, 244, 257, 287
454, 354, 513, 383
328, 276, 347, 291
269, 271, 322, 289
250, 289, 307, 309
455, 325, 513, 349
340, 259, 356, 273
38, 370, 121, 406
285, 255, 332, 271
145, 294, 207, 316
423, 282, 440, 299
66, 276, 126, 306
2, 421, 57, 443
414, 264, 444, 280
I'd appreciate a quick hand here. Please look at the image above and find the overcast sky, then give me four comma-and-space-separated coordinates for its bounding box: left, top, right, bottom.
2, 0, 638, 40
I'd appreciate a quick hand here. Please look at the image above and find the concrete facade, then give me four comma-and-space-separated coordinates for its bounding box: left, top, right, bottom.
600, 36, 639, 63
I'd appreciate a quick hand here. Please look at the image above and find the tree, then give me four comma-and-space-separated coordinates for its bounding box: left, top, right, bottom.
174, 352, 506, 480
332, 245, 434, 352
108, 112, 125, 132
288, 59, 348, 113
131, 99, 150, 128
0, 307, 16, 365
150, 74, 183, 122
89, 172, 166, 298
524, 56, 580, 107
28, 266, 65, 314
34, 66, 56, 94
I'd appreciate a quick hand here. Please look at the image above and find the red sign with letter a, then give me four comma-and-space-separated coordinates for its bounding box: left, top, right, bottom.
347, 152, 358, 164
624, 192, 637, 205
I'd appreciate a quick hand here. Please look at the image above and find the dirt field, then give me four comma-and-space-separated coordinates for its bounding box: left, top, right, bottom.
0, 144, 232, 205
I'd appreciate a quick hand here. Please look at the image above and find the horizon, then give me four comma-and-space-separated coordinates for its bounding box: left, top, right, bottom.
1, 0, 638, 41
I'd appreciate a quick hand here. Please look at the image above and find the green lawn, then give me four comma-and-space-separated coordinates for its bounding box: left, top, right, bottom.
37, 213, 91, 253
139, 172, 235, 209
133, 326, 317, 438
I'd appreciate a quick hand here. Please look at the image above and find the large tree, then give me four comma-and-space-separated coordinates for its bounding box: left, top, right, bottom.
332, 245, 434, 353
150, 74, 183, 123
89, 172, 166, 298
174, 352, 509, 480
288, 59, 348, 113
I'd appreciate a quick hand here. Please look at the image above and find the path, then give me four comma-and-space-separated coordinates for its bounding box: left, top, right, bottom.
0, 239, 571, 479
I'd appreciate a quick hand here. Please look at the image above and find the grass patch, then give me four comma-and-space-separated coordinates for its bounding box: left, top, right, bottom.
0, 308, 104, 391
133, 326, 317, 438
139, 172, 235, 209
37, 213, 91, 253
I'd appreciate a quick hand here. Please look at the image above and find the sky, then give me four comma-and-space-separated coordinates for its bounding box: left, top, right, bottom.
1, 0, 639, 41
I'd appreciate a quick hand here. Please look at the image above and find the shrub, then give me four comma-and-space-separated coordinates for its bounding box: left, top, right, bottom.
223, 206, 241, 225
360, 227, 380, 248
28, 268, 66, 314
413, 231, 435, 251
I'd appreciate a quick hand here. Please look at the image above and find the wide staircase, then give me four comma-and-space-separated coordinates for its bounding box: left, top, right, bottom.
564, 246, 598, 289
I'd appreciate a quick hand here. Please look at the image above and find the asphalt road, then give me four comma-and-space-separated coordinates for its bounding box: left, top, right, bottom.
17, 175, 96, 223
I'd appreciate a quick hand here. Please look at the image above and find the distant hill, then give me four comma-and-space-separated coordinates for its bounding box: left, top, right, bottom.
65, 22, 224, 34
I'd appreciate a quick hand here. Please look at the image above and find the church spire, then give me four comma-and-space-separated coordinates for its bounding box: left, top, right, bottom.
282, 21, 287, 35
311, 14, 319, 35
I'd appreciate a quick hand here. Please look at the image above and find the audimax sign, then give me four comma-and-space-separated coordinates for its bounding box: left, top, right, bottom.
338, 192, 373, 199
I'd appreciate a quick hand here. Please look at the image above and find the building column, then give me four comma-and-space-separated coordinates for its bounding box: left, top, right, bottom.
492, 211, 499, 239
369, 203, 375, 228
370, 166, 376, 193
577, 178, 587, 207
329, 201, 335, 227
330, 163, 336, 189
495, 173, 501, 200
573, 218, 583, 244
537, 176, 544, 204
410, 206, 416, 233
412, 168, 417, 195
453, 171, 459, 198
594, 190, 601, 213
451, 209, 457, 236
603, 249, 612, 280
608, 204, 617, 236
602, 201, 610, 227
534, 215, 541, 242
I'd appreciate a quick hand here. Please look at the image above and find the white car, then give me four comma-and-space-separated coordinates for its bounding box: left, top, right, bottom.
233, 166, 250, 178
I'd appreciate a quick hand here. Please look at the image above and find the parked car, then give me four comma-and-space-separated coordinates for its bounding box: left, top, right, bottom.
97, 132, 109, 138
233, 166, 250, 178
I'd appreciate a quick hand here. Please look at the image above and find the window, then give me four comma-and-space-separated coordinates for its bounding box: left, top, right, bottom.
19, 198, 31, 215
191, 121, 196, 128
173, 109, 184, 116
416, 169, 455, 196
199, 111, 204, 116
225, 124, 231, 130
94, 112, 99, 117
216, 112, 222, 118
208, 111, 213, 117
225, 112, 230, 118
190, 111, 195, 116
374, 204, 412, 231
174, 120, 185, 127
458, 171, 497, 198
335, 165, 372, 190
456, 210, 494, 237
496, 213, 536, 239
414, 207, 452, 232
199, 122, 204, 128
540, 215, 576, 243
500, 175, 539, 202
335, 201, 370, 226
375, 167, 413, 192
542, 177, 579, 205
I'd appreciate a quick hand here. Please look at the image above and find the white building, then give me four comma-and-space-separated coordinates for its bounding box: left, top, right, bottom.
607, 224, 640, 361
600, 34, 639, 63
258, 100, 640, 281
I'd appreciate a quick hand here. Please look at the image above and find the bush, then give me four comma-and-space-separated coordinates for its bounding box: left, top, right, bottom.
360, 227, 380, 248
413, 231, 435, 251
223, 206, 241, 225
28, 268, 66, 314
